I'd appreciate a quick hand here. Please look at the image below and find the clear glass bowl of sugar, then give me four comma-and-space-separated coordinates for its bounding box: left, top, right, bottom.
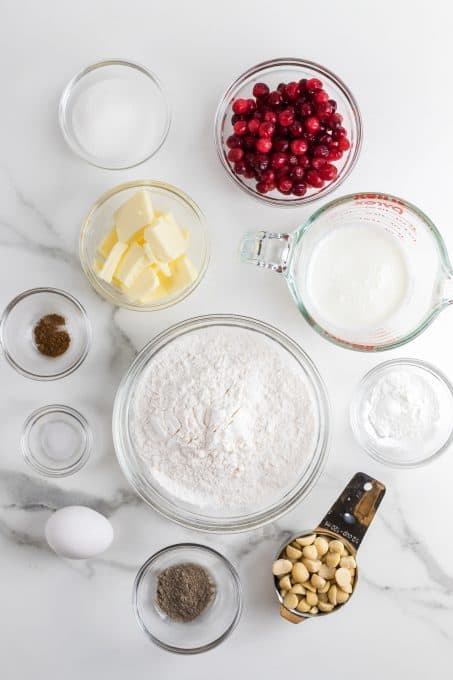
350, 359, 453, 468
59, 59, 170, 169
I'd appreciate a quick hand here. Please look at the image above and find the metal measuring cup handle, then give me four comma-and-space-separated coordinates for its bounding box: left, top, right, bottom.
277, 472, 386, 624
316, 472, 386, 553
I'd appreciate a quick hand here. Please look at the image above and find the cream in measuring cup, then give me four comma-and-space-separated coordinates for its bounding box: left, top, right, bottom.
241, 192, 453, 352
272, 472, 386, 622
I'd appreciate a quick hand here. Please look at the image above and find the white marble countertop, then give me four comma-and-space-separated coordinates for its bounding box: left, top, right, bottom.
1, 1, 453, 678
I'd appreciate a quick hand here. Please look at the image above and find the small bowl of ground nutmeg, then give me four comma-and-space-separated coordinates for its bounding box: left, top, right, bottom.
133, 543, 242, 654
0, 288, 91, 380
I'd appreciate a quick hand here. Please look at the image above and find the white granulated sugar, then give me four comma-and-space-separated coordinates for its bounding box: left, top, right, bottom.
131, 326, 317, 511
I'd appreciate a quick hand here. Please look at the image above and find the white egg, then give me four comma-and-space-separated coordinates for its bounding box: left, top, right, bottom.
45, 506, 114, 559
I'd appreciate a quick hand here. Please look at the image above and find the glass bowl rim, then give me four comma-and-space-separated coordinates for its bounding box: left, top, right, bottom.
79, 180, 210, 311
59, 57, 171, 170
350, 357, 453, 468
0, 287, 91, 380
113, 313, 330, 532
132, 542, 243, 654
21, 403, 92, 477
214, 56, 363, 207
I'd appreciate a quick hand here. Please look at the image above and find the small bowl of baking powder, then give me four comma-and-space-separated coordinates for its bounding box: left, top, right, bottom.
350, 358, 453, 468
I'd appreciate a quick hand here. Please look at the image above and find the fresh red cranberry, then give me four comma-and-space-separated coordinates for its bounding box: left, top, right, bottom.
313, 144, 329, 158
277, 82, 287, 93
327, 113, 343, 128
261, 169, 275, 183
290, 166, 305, 180
327, 149, 343, 161
337, 137, 350, 151
247, 99, 256, 113
253, 82, 269, 99
306, 78, 323, 93
247, 118, 260, 134
275, 166, 290, 179
289, 121, 303, 138
292, 181, 307, 196
313, 90, 329, 104
256, 181, 270, 194
284, 81, 300, 101
316, 102, 334, 119
253, 110, 263, 121
278, 109, 294, 127
227, 148, 244, 163
253, 153, 270, 170
264, 110, 277, 124
278, 178, 293, 194
233, 159, 247, 175
298, 154, 310, 168
305, 170, 324, 187
256, 137, 272, 153
226, 134, 242, 149
311, 158, 327, 170
288, 154, 299, 166
291, 139, 308, 155
259, 122, 275, 138
273, 138, 289, 152
231, 114, 243, 124
333, 127, 347, 139
267, 91, 282, 107
298, 102, 313, 117
271, 151, 289, 169
319, 163, 338, 181
305, 116, 320, 134
232, 98, 249, 114
233, 120, 248, 136
243, 167, 255, 179
298, 78, 308, 92
243, 135, 256, 150
328, 99, 337, 111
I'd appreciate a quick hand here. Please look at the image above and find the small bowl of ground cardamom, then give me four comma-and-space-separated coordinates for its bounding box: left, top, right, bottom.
133, 543, 242, 654
0, 288, 91, 380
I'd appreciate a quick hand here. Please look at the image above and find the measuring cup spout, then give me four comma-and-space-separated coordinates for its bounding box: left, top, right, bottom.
240, 231, 291, 273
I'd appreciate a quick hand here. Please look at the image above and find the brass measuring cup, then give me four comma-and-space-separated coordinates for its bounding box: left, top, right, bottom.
274, 472, 386, 623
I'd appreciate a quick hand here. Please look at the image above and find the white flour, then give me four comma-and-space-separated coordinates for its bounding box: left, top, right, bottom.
131, 326, 317, 511
366, 369, 440, 441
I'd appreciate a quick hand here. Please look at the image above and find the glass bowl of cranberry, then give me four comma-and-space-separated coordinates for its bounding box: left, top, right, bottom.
215, 58, 362, 206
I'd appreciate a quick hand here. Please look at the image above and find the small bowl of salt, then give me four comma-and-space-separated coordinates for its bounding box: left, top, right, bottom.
350, 358, 453, 468
59, 59, 170, 169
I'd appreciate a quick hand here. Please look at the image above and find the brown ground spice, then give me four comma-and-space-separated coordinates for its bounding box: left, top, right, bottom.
33, 314, 71, 357
156, 563, 215, 622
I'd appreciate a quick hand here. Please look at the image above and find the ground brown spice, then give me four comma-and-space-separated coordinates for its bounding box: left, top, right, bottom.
156, 563, 215, 622
33, 314, 71, 357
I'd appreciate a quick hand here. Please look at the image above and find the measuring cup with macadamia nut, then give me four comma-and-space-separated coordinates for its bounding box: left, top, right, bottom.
272, 472, 386, 622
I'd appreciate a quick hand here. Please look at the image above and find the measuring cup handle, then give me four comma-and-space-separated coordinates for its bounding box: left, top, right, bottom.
317, 472, 386, 553
239, 231, 291, 273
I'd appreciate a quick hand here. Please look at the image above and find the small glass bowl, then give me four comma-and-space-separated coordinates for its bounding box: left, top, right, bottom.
214, 57, 362, 206
59, 59, 170, 170
133, 543, 242, 654
350, 359, 453, 468
0, 288, 91, 380
80, 181, 210, 311
21, 404, 92, 477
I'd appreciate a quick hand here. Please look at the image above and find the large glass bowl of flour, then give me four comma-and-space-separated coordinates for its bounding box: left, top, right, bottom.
113, 315, 330, 532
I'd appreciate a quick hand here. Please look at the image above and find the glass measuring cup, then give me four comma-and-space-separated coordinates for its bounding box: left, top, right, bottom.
274, 472, 386, 623
241, 192, 453, 351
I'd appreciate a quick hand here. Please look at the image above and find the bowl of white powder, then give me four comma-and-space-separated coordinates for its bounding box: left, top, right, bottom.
350, 359, 453, 467
113, 315, 330, 532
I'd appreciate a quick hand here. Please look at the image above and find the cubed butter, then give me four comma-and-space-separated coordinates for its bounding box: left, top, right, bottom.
166, 256, 198, 293
143, 242, 172, 277
144, 217, 187, 263
98, 241, 128, 283
124, 266, 160, 302
114, 190, 154, 242
115, 243, 147, 287
98, 229, 118, 258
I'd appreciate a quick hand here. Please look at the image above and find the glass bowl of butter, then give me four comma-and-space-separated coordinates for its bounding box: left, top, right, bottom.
79, 181, 210, 310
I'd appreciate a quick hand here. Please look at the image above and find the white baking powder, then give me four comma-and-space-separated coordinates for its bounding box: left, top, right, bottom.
365, 368, 440, 442
131, 326, 317, 511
